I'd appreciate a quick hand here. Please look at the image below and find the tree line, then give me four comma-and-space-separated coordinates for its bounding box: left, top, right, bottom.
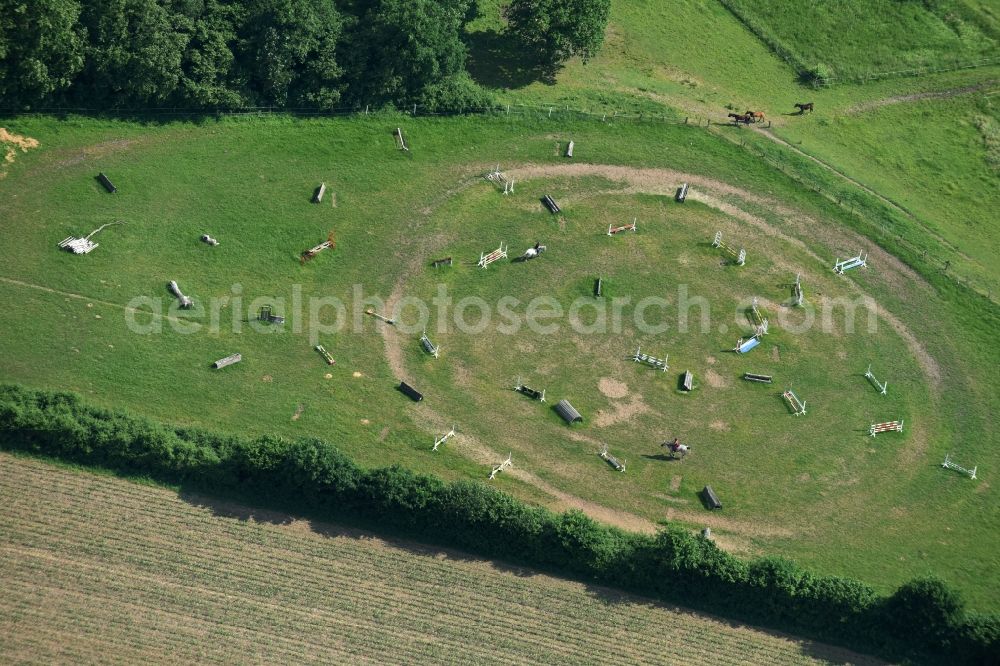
0, 0, 610, 112
0, 383, 995, 665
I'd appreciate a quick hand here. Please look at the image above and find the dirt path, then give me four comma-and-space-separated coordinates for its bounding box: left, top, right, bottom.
0, 276, 188, 325
845, 80, 999, 115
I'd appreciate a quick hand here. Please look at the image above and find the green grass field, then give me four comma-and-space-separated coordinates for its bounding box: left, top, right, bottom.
1, 112, 997, 609
721, 0, 1000, 81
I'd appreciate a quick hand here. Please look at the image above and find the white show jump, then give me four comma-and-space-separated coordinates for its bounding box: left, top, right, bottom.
365, 308, 396, 325
599, 444, 626, 472
420, 331, 440, 358
632, 346, 668, 372
750, 297, 769, 335
433, 425, 456, 451
58, 221, 125, 255
484, 164, 514, 195
712, 231, 746, 266
782, 389, 807, 416
870, 420, 903, 436
478, 242, 508, 268
608, 218, 637, 236
941, 454, 977, 480
489, 453, 513, 480
733, 335, 761, 354
864, 364, 888, 395
834, 251, 867, 274
168, 280, 193, 309
514, 376, 546, 402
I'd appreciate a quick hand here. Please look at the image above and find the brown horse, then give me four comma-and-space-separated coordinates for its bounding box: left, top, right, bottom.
728, 112, 752, 125
794, 102, 814, 114
745, 110, 765, 123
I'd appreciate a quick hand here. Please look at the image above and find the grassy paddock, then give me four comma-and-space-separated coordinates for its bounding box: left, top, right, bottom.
0, 113, 996, 609
720, 0, 999, 81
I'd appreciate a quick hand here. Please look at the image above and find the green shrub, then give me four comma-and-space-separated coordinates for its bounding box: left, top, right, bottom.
0, 382, 994, 664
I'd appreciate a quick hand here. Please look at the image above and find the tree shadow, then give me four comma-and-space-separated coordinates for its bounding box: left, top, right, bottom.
464, 29, 558, 89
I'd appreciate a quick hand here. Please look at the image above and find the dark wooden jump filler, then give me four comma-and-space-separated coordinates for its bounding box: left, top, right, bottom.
96, 172, 117, 193
675, 182, 688, 202
541, 195, 561, 214
398, 381, 423, 402
702, 485, 722, 510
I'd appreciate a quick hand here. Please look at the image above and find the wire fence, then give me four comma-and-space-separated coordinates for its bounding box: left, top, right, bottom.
4, 101, 995, 303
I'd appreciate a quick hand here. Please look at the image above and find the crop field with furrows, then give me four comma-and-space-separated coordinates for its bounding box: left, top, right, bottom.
0, 453, 885, 665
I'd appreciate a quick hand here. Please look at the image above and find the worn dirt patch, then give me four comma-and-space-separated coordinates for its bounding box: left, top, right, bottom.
261, 375, 273, 383
291, 404, 304, 421
705, 355, 717, 365
593, 395, 653, 427
598, 377, 629, 399
709, 420, 729, 432
771, 346, 781, 362
352, 371, 363, 378
379, 426, 389, 441
669, 475, 682, 492
324, 373, 333, 379
360, 418, 371, 425
704, 369, 727, 388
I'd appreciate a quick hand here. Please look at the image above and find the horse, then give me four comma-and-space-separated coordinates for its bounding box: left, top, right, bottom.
745, 110, 765, 123
727, 112, 752, 125
794, 102, 814, 114
661, 438, 691, 459
519, 243, 546, 261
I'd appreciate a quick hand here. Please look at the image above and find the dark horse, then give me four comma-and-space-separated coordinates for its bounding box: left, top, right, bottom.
727, 112, 752, 125
794, 102, 814, 114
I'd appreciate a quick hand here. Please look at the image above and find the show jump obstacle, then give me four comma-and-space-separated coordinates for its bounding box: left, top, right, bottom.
395, 127, 409, 152
514, 376, 546, 402
793, 274, 804, 306
489, 453, 513, 480
484, 164, 514, 195
58, 221, 125, 255
608, 218, 637, 236
743, 372, 773, 383
315, 345, 335, 365
599, 444, 626, 472
365, 308, 396, 325
782, 389, 807, 416
478, 242, 508, 268
870, 420, 903, 437
750, 297, 769, 335
834, 251, 867, 274
712, 231, 746, 266
632, 346, 668, 372
420, 331, 440, 358
941, 454, 977, 480
864, 363, 888, 395
301, 231, 335, 264
212, 353, 241, 369
733, 335, 761, 354
433, 425, 456, 452
168, 280, 193, 309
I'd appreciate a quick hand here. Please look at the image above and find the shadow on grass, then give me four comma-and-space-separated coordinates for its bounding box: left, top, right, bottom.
464, 29, 558, 89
